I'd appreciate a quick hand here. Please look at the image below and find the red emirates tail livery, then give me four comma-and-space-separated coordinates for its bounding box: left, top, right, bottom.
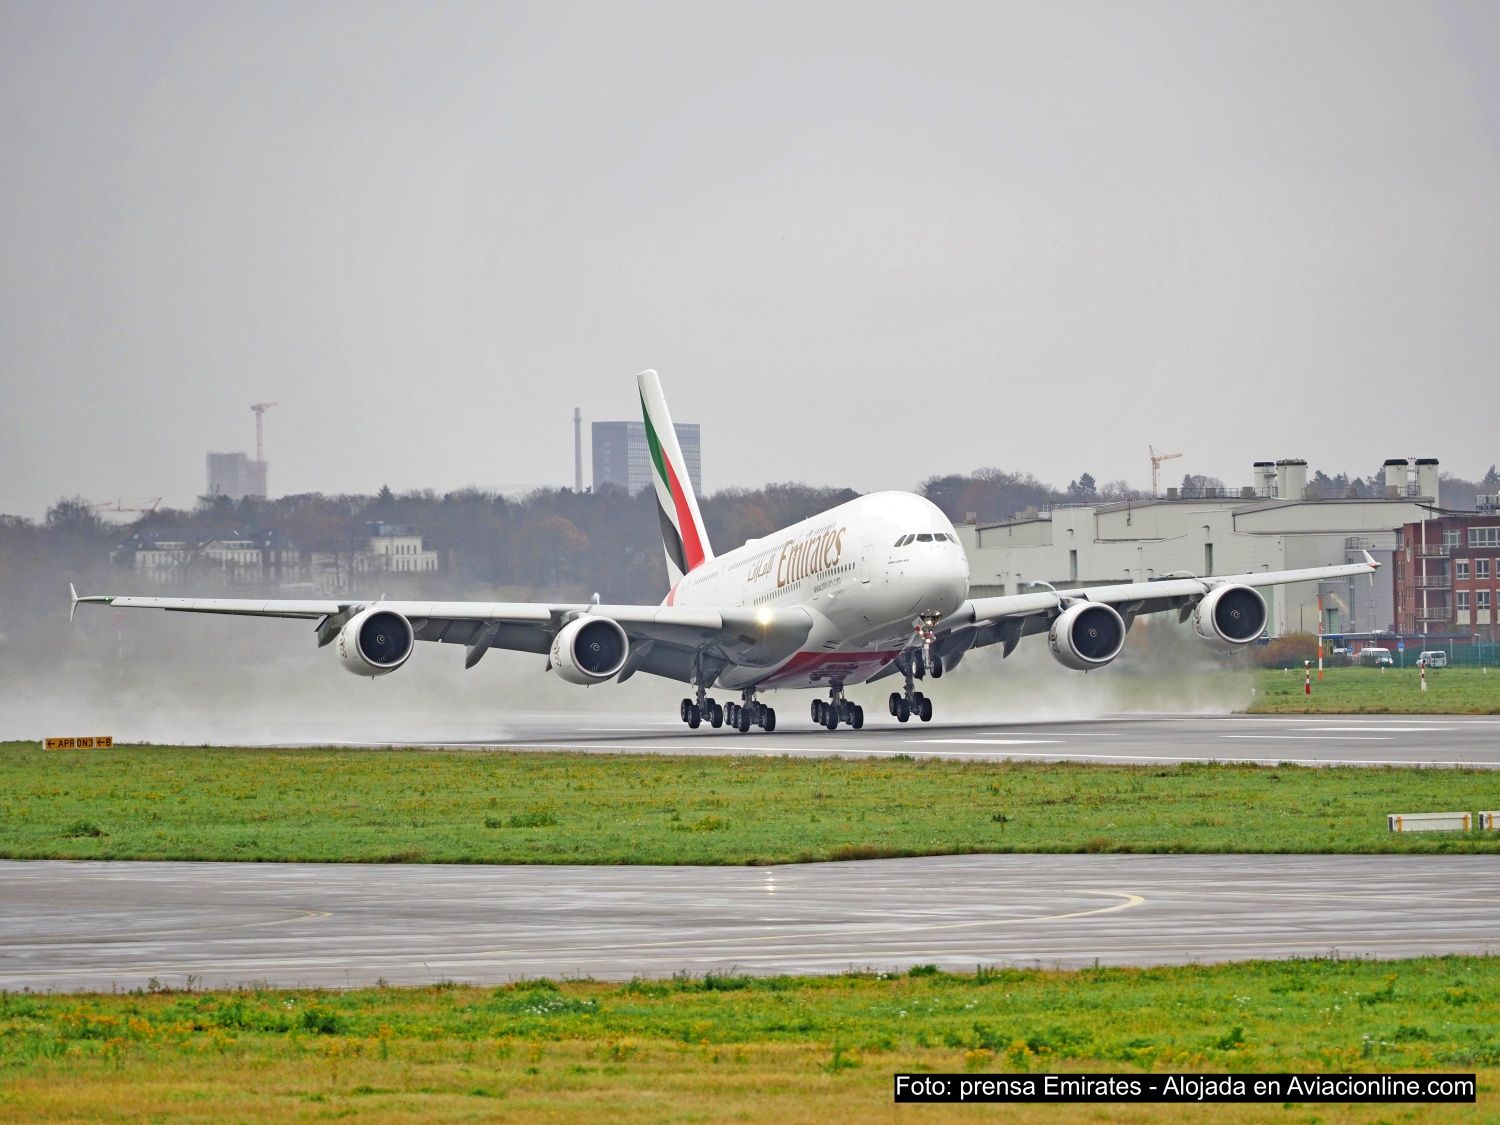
72, 371, 1377, 732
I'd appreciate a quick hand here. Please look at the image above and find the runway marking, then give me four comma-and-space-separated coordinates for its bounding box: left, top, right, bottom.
469, 891, 1147, 959
915, 738, 1061, 747
1287, 726, 1451, 733
1221, 734, 1390, 741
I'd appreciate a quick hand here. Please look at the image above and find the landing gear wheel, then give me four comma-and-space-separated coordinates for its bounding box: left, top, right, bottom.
687, 704, 701, 729
736, 706, 751, 733
896, 698, 910, 722
930, 655, 943, 679
913, 651, 926, 679
763, 707, 776, 733
918, 696, 933, 722
709, 703, 724, 728
812, 700, 824, 724
888, 692, 900, 717
850, 704, 864, 730
680, 699, 692, 722
824, 705, 839, 730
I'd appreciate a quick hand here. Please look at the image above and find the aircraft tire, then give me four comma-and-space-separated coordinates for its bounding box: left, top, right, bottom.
919, 696, 933, 722
811, 700, 823, 723
888, 692, 900, 716
680, 699, 692, 722
763, 707, 776, 733
850, 704, 864, 730
931, 656, 943, 678
709, 703, 724, 728
896, 698, 910, 722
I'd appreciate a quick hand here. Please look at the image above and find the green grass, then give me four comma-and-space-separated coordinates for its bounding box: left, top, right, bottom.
1249, 666, 1500, 714
2, 742, 1497, 863
2, 959, 1494, 1122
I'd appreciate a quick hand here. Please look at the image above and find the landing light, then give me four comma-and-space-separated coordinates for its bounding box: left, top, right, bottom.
757, 608, 772, 626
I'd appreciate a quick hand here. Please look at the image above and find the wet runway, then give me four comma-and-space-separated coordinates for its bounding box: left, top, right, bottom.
3, 855, 1496, 993
345, 713, 1500, 769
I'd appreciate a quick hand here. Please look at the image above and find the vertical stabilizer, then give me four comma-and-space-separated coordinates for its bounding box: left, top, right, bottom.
638, 369, 713, 587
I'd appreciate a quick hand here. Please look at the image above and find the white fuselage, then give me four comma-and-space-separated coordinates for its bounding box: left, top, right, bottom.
666, 492, 970, 690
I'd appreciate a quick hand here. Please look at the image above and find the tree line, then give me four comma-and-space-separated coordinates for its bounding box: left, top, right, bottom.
3, 463, 1494, 655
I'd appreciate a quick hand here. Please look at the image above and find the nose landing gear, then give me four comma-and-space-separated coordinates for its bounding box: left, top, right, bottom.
888, 652, 935, 723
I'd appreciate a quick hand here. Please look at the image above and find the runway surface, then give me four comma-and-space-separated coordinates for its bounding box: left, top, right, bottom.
340, 713, 1500, 769
3, 855, 1496, 993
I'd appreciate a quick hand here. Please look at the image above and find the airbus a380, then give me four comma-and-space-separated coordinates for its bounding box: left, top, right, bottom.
73, 371, 1378, 733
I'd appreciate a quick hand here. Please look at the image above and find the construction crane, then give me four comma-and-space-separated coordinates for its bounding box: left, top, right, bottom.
89, 498, 162, 515
250, 401, 279, 462
1149, 445, 1182, 496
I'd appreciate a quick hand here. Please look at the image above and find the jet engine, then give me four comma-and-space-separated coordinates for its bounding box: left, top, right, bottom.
550, 616, 629, 684
337, 607, 415, 677
1193, 584, 1267, 648
1048, 601, 1126, 671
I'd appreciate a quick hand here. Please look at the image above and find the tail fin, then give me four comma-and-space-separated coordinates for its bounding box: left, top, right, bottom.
638, 369, 713, 587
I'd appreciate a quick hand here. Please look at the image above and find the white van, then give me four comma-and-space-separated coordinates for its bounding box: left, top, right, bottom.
1416, 650, 1449, 668
1360, 646, 1394, 667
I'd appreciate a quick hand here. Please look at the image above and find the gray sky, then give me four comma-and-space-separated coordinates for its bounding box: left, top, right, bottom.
3, 0, 1498, 518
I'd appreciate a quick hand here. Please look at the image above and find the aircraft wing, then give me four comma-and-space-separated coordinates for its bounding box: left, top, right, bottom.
69, 588, 814, 684
915, 553, 1381, 673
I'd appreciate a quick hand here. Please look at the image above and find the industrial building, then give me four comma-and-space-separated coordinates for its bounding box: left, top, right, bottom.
592, 420, 702, 495
956, 458, 1444, 638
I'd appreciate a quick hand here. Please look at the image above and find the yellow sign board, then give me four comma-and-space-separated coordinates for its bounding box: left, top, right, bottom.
44, 736, 114, 750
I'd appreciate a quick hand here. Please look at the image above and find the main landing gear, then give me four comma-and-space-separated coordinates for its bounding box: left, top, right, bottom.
728, 690, 775, 733
678, 685, 722, 729
680, 685, 776, 732
812, 685, 864, 730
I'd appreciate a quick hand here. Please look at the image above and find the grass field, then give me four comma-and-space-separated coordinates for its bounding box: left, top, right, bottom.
2, 958, 1494, 1122
1247, 666, 1500, 714
2, 742, 1497, 864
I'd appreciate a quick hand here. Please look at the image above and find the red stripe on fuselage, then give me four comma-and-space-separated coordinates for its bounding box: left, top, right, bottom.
663, 457, 706, 571
759, 649, 901, 688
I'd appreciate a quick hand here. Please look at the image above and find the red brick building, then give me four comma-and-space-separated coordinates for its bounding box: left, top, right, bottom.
1393, 510, 1500, 639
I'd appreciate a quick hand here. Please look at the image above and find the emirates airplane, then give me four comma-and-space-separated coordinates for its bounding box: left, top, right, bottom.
73, 371, 1377, 733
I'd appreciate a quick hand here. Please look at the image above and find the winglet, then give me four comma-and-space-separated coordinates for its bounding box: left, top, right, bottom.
69, 583, 79, 623
1363, 549, 1380, 570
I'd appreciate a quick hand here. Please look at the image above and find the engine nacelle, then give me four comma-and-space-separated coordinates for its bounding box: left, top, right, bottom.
1193, 584, 1268, 648
1048, 601, 1127, 671
550, 616, 629, 685
336, 608, 415, 677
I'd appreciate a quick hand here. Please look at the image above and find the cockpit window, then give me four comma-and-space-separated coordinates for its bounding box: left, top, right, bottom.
916, 533, 933, 542
892, 536, 904, 547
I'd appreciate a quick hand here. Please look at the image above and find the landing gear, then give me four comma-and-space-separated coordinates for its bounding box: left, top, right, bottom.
679, 683, 725, 730
891, 656, 935, 724
727, 691, 776, 733
814, 685, 864, 730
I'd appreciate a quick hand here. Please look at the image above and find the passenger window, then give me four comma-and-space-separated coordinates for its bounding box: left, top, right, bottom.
917, 533, 933, 542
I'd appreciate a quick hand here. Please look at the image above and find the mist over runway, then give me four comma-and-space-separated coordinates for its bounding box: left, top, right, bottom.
4, 855, 1496, 993
342, 713, 1500, 770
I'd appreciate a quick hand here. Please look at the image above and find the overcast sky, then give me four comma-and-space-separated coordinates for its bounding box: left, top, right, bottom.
3, 0, 1498, 518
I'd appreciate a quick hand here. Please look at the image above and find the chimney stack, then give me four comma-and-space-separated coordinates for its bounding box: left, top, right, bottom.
1383, 458, 1409, 499
573, 408, 582, 492
1276, 458, 1308, 502
1414, 457, 1440, 503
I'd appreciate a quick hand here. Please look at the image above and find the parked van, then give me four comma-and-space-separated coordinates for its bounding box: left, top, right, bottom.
1416, 650, 1449, 668
1360, 647, 1394, 667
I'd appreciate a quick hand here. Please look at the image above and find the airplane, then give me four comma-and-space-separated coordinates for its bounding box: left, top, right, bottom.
72, 370, 1378, 733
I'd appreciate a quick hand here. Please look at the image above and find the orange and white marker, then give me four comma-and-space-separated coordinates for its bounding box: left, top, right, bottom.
1304, 666, 1312, 695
